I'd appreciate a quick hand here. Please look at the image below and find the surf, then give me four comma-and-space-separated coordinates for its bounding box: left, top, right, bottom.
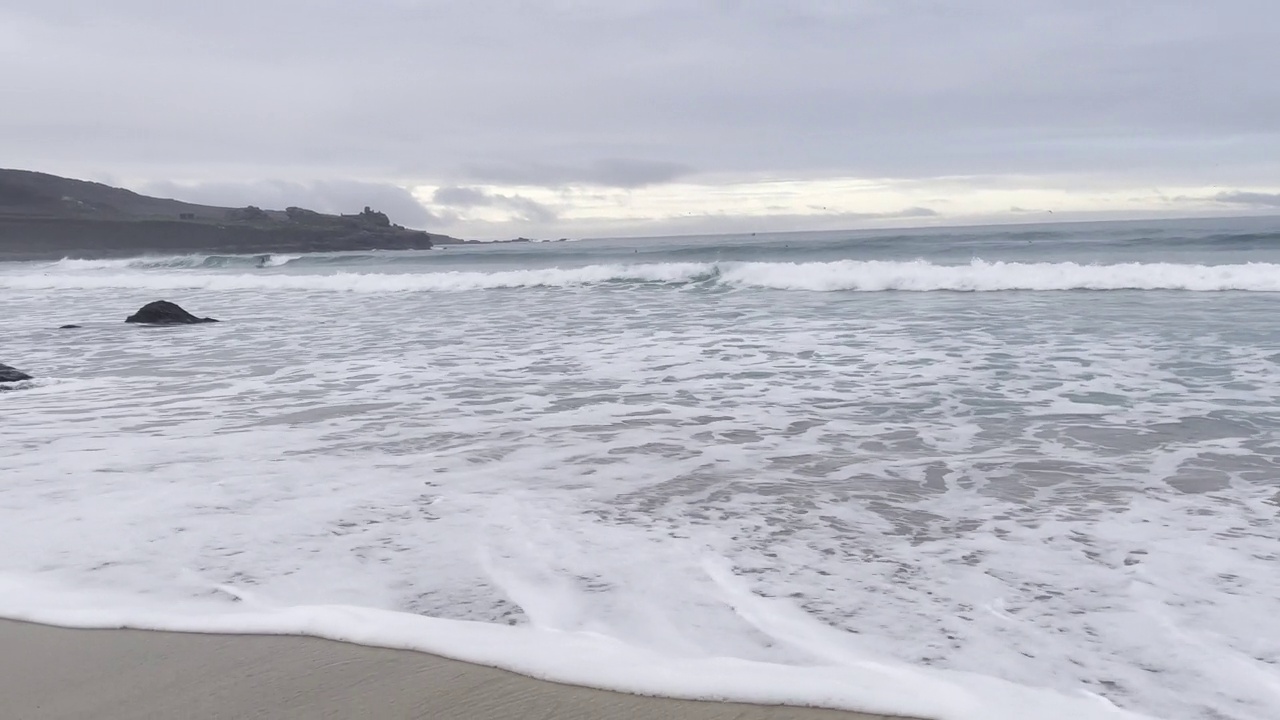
9, 258, 1280, 293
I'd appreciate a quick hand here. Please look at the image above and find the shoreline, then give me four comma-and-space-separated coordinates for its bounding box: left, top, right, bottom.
0, 619, 908, 720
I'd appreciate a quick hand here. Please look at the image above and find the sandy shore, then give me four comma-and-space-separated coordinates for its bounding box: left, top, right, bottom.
0, 619, 909, 720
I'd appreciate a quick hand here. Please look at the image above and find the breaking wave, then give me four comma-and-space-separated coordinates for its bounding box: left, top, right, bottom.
9, 259, 1280, 293
50, 253, 306, 270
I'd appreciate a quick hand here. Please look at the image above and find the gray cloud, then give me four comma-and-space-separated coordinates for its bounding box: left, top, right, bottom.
141, 180, 438, 228
1213, 191, 1280, 208
457, 159, 694, 188
560, 207, 946, 239
430, 186, 557, 223
431, 186, 492, 208
1, 0, 1277, 235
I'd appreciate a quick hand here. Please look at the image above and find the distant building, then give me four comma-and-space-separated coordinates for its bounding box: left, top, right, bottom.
179, 212, 195, 220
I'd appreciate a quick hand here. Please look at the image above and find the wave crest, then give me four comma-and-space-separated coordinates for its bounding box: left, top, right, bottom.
9, 259, 1280, 293
50, 253, 303, 270
721, 259, 1280, 292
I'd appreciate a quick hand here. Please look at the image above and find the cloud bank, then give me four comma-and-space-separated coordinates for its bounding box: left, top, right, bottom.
1, 0, 1276, 237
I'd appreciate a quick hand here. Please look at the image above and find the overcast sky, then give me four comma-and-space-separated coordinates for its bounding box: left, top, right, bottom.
3, 0, 1278, 238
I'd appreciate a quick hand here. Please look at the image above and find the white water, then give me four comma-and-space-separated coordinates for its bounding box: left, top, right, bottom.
3, 235, 1279, 720
6, 258, 1280, 292
47, 252, 303, 270
0, 571, 1152, 720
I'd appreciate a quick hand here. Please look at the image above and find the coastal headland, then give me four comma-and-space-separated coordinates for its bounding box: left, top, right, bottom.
0, 169, 459, 261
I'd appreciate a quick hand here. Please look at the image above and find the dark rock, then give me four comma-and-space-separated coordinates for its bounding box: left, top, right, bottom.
0, 363, 32, 383
227, 205, 269, 222
59, 324, 82, 329
285, 206, 323, 223
125, 300, 218, 325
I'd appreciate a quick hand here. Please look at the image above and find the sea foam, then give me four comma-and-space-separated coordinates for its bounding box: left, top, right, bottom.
6, 259, 1280, 292
4, 230, 1279, 720
0, 573, 1150, 720
48, 253, 303, 271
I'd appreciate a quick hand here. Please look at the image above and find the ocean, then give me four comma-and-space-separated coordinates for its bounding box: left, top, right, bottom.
2, 216, 1278, 720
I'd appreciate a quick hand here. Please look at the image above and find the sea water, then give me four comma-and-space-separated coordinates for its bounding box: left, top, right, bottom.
1, 217, 1278, 720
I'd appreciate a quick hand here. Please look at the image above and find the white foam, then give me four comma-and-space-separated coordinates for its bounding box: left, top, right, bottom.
717, 259, 1280, 292
2, 257, 1278, 720
49, 256, 154, 270
0, 574, 1150, 720
45, 253, 303, 271
262, 253, 301, 267
6, 259, 1280, 292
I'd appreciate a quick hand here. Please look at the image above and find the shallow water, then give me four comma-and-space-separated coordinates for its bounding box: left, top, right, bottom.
2, 217, 1279, 720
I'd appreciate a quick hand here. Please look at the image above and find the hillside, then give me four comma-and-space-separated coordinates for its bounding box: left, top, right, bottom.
0, 169, 460, 260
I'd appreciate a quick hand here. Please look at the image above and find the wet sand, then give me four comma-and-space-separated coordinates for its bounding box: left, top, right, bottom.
0, 619, 910, 720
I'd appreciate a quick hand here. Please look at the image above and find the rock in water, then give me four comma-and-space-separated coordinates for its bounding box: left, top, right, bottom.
0, 363, 32, 383
125, 300, 219, 325
59, 324, 82, 329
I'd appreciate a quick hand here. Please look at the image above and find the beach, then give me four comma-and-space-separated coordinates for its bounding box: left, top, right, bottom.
0, 619, 899, 720
4, 220, 1279, 720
